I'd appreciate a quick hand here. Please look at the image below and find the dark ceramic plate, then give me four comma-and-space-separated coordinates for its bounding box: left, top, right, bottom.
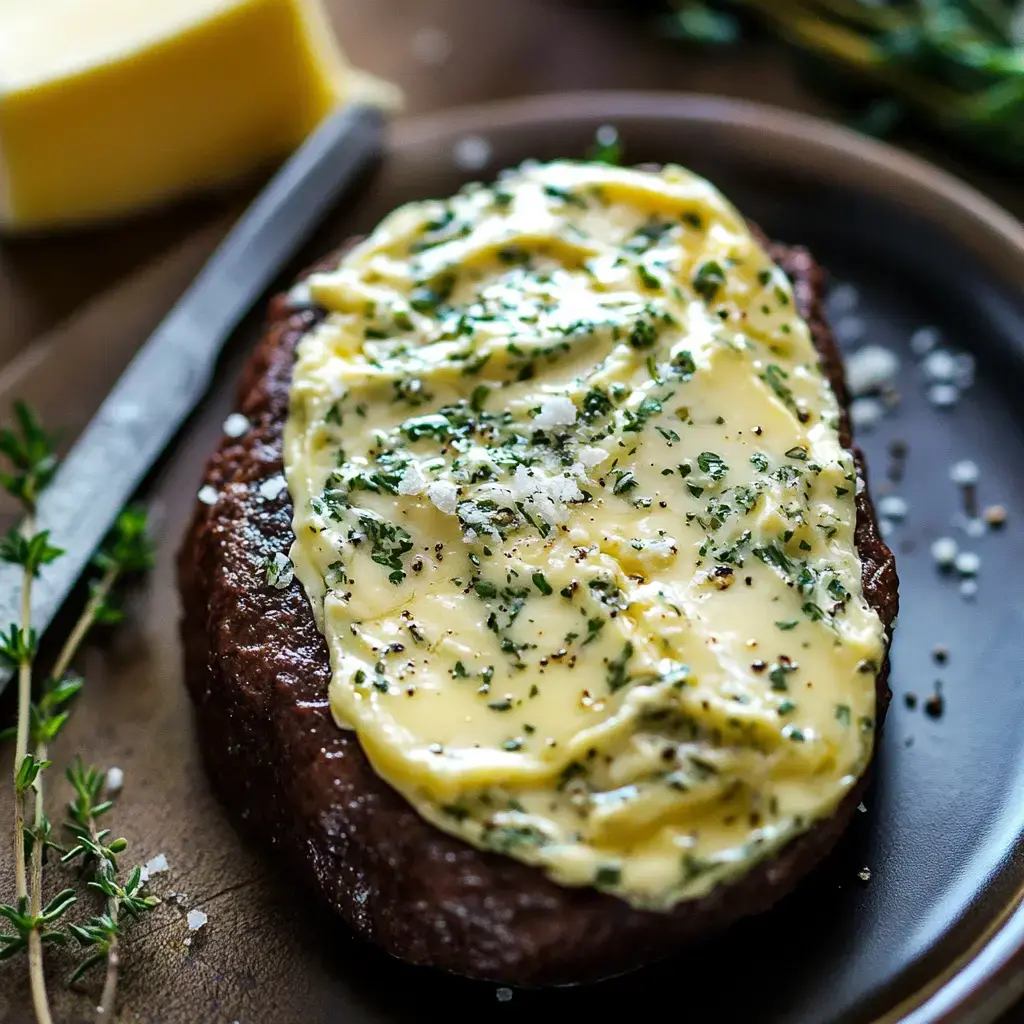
3, 93, 1022, 1024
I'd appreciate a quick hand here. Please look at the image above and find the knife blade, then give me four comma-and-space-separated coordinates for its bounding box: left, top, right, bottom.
0, 102, 384, 693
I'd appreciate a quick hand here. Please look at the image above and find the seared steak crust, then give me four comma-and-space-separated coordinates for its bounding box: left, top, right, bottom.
177, 234, 897, 986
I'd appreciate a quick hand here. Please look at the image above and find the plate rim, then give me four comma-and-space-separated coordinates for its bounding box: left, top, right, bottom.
393, 90, 1024, 288
388, 89, 1024, 1024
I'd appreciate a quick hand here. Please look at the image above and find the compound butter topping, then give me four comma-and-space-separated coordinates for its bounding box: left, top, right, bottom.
283, 160, 886, 910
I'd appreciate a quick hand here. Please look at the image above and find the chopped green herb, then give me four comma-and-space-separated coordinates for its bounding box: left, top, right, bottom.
692, 260, 726, 301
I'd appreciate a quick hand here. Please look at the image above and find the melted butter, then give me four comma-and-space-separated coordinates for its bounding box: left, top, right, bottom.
283, 161, 887, 910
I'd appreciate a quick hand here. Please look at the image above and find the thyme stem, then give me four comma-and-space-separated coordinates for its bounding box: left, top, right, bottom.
10, 512, 55, 1024
12, 515, 34, 902
51, 568, 119, 686
53, 566, 119, 1022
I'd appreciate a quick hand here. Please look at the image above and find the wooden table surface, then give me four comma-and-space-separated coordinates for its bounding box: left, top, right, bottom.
0, 1, 1021, 1022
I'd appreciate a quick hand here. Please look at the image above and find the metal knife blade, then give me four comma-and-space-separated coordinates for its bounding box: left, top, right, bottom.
0, 102, 384, 693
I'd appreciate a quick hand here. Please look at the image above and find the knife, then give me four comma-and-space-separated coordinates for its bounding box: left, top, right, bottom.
0, 102, 384, 693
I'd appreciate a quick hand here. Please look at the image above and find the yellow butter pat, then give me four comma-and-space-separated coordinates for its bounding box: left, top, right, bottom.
0, 0, 398, 231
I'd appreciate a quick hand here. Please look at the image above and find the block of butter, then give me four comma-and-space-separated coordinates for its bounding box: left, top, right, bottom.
0, 0, 398, 232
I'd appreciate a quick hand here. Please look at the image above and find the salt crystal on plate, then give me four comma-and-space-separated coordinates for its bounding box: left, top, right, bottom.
923, 349, 959, 383
834, 316, 865, 345
964, 517, 986, 538
828, 283, 859, 314
931, 537, 958, 568
954, 352, 976, 389
878, 495, 908, 520
928, 383, 959, 408
849, 397, 885, 431
197, 485, 218, 506
950, 460, 979, 486
960, 579, 979, 600
845, 345, 900, 396
955, 551, 981, 576
910, 327, 940, 356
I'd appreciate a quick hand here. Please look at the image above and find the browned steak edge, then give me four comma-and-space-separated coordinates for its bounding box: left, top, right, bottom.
176, 232, 897, 987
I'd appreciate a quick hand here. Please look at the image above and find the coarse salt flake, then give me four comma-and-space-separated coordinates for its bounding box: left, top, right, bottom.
186, 909, 208, 931
878, 495, 908, 520
964, 517, 986, 538
910, 327, 940, 356
928, 383, 959, 408
950, 460, 979, 486
829, 283, 859, 314
960, 579, 979, 600
834, 316, 865, 345
849, 397, 885, 431
931, 537, 958, 568
426, 481, 459, 515
922, 350, 958, 383
105, 767, 124, 794
140, 854, 169, 882
258, 475, 288, 501
197, 485, 219, 506
398, 463, 428, 496
955, 551, 980, 576
532, 395, 577, 430
222, 413, 250, 438
845, 346, 900, 396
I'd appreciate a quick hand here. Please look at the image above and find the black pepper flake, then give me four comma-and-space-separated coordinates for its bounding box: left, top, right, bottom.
905, 692, 918, 709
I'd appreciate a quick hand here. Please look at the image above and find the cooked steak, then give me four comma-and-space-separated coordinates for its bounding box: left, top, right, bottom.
177, 233, 897, 987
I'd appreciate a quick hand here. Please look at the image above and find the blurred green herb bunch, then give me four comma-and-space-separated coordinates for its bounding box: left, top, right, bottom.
657, 1, 1024, 165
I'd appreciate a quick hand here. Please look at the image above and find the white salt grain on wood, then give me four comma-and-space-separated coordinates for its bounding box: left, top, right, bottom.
140, 854, 169, 882
104, 767, 124, 795
186, 909, 208, 931
410, 26, 452, 65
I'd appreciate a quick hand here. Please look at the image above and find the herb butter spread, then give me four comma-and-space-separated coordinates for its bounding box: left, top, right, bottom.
283, 160, 886, 910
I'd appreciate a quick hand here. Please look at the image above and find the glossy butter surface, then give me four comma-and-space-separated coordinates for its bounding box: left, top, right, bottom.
283, 161, 886, 909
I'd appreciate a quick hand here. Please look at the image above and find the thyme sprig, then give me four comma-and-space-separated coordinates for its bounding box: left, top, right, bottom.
0, 402, 157, 1023
0, 403, 63, 1024
63, 760, 158, 1016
